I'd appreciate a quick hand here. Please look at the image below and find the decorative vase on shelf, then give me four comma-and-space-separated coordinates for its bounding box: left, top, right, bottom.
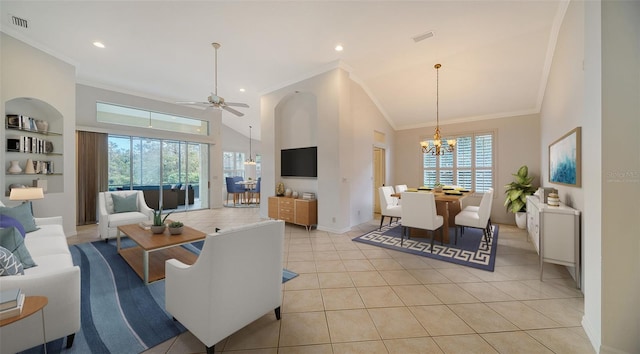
35, 120, 49, 133
285, 188, 292, 197
8, 160, 22, 174
24, 159, 36, 174
276, 183, 285, 196
292, 191, 299, 198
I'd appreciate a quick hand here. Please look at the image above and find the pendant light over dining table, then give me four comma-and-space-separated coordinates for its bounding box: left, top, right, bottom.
420, 63, 456, 155
244, 125, 256, 165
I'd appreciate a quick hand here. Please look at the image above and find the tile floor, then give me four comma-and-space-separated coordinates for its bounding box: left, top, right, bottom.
70, 207, 595, 354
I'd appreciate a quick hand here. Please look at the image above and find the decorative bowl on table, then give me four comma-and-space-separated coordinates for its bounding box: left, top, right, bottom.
150, 225, 166, 234
168, 221, 184, 235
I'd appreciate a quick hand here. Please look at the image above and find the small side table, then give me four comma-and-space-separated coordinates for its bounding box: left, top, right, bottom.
0, 296, 48, 353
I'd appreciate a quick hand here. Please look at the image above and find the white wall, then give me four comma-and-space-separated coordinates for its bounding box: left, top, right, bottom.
261, 67, 395, 232
1, 33, 77, 235
545, 1, 640, 352
599, 1, 640, 352
394, 114, 541, 225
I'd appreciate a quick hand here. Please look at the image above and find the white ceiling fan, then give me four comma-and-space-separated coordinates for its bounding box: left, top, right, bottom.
177, 42, 249, 117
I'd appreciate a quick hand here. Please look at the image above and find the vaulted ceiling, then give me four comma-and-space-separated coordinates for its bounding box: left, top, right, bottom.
1, 1, 565, 139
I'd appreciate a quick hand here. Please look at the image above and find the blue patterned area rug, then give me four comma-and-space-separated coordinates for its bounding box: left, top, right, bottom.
353, 223, 499, 271
21, 239, 297, 354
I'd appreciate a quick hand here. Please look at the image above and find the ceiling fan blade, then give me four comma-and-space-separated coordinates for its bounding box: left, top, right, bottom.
222, 105, 244, 117
224, 102, 250, 108
176, 101, 211, 106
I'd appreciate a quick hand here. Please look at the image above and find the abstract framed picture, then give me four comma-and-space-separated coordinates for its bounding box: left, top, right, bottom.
549, 127, 581, 187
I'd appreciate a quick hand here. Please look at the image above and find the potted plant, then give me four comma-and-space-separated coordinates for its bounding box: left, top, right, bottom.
504, 165, 537, 229
151, 209, 172, 234
432, 182, 444, 192
168, 221, 184, 235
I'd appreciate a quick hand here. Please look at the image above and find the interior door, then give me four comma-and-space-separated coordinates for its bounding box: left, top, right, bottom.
373, 147, 386, 214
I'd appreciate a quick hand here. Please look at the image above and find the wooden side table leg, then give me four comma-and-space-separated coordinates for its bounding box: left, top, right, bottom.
41, 307, 47, 354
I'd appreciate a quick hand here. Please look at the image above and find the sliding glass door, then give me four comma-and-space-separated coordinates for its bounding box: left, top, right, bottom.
108, 135, 208, 211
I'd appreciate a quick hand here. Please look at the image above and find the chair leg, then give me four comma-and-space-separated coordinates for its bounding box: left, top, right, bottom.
455, 226, 459, 245
379, 216, 385, 230
430, 229, 435, 253
66, 333, 76, 348
275, 306, 281, 320
482, 228, 490, 247
440, 227, 444, 246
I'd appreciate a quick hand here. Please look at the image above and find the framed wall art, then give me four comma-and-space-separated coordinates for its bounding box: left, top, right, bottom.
549, 127, 581, 187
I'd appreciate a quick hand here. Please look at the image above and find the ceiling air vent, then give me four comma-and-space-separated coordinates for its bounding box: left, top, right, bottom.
11, 15, 29, 29
412, 31, 434, 43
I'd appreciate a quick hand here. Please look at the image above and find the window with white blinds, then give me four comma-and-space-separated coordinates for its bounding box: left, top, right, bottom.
422, 132, 494, 192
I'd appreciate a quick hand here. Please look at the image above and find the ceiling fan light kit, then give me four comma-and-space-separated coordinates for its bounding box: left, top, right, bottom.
421, 63, 455, 155
177, 42, 249, 117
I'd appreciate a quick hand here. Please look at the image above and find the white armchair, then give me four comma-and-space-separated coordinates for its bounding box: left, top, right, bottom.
165, 220, 285, 354
98, 190, 153, 240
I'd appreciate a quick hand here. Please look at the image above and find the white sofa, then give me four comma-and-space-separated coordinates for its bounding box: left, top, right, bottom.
98, 190, 154, 240
165, 220, 285, 354
0, 203, 80, 353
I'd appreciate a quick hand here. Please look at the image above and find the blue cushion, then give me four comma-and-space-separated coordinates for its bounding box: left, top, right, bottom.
0, 245, 24, 276
0, 227, 36, 269
0, 215, 26, 238
112, 193, 138, 213
0, 202, 38, 233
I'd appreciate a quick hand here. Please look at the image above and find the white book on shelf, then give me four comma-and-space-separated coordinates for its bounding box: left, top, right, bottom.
0, 288, 22, 311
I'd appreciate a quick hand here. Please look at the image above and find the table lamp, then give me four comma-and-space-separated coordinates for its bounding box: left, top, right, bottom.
9, 187, 44, 204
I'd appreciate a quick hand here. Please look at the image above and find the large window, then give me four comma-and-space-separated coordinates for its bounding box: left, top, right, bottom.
222, 152, 261, 182
423, 132, 494, 192
97, 102, 208, 135
108, 135, 208, 210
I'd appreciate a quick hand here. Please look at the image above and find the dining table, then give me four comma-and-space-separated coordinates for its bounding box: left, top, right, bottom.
391, 189, 473, 244
235, 180, 258, 204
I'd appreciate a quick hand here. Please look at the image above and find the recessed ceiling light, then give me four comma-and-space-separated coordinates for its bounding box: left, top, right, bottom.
239, 88, 246, 92
93, 41, 105, 48
335, 44, 344, 52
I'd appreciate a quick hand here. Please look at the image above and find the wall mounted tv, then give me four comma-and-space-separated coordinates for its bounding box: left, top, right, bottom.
281, 146, 317, 178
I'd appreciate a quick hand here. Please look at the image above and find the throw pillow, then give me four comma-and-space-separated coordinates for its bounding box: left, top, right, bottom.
112, 193, 138, 213
0, 202, 38, 233
0, 245, 24, 276
0, 215, 26, 238
0, 227, 36, 269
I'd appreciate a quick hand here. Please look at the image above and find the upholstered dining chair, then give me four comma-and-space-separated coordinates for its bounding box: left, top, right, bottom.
454, 188, 494, 246
378, 186, 402, 230
394, 184, 407, 205
459, 188, 494, 236
400, 192, 443, 250
225, 176, 246, 205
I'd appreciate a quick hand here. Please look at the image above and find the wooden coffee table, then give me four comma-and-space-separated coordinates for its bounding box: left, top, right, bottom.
117, 223, 206, 285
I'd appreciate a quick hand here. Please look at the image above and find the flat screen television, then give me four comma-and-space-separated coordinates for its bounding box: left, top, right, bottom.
281, 146, 317, 177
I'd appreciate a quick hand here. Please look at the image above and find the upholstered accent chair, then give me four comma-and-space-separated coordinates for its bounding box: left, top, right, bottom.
394, 184, 407, 205
165, 220, 285, 354
378, 186, 402, 230
400, 192, 443, 250
98, 190, 154, 240
455, 188, 494, 246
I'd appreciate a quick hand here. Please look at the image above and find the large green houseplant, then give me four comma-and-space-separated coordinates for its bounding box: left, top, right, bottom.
504, 165, 537, 229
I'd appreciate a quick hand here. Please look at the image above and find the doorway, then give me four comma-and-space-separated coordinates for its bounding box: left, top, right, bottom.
373, 147, 386, 214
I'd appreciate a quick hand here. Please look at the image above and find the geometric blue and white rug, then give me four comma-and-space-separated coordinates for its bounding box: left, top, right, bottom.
353, 223, 499, 271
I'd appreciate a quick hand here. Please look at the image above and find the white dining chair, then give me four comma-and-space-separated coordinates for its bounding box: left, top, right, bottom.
394, 185, 407, 205
400, 192, 443, 250
454, 188, 494, 246
378, 186, 402, 230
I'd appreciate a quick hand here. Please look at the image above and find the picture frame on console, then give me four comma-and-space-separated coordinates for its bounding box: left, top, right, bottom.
549, 126, 581, 187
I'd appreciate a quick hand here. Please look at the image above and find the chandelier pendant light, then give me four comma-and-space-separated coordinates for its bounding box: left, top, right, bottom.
420, 63, 456, 155
245, 125, 256, 165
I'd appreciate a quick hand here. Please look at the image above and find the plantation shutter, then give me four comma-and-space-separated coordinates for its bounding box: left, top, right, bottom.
475, 134, 493, 192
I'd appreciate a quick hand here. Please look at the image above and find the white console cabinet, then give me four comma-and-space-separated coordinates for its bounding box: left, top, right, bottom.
526, 195, 581, 288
